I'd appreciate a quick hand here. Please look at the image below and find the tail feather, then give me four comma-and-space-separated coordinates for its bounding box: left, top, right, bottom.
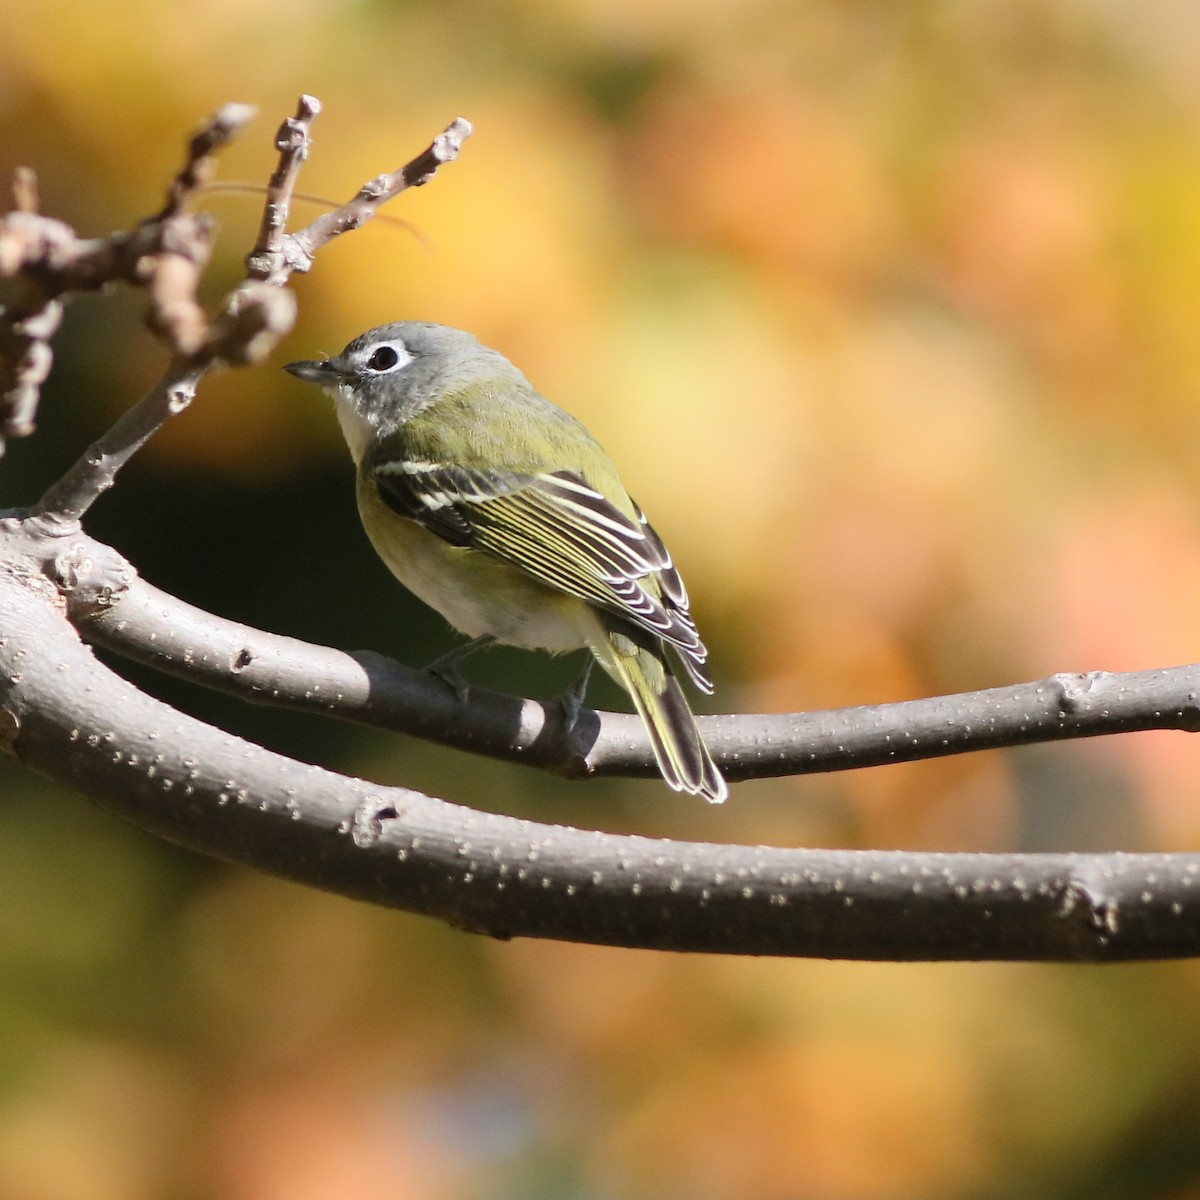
593, 629, 727, 803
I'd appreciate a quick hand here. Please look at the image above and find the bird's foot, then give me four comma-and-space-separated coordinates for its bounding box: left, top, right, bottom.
424, 636, 495, 703
553, 656, 595, 734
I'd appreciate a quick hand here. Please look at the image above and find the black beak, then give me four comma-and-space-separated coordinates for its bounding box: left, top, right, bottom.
283, 358, 341, 384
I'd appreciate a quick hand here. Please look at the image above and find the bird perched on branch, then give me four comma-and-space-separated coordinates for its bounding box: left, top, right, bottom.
285, 321, 726, 802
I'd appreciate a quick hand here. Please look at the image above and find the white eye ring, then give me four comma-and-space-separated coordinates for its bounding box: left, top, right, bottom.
362, 342, 413, 373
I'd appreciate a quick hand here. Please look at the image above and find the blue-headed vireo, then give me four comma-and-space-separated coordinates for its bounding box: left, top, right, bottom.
284, 322, 726, 802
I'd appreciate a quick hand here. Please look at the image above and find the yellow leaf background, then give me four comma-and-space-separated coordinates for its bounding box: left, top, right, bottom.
3, 1, 1200, 1196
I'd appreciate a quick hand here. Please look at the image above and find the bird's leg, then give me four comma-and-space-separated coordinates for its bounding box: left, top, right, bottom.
553, 654, 595, 733
424, 635, 495, 701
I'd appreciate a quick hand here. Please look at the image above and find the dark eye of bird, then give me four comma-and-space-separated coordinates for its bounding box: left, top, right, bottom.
367, 345, 400, 371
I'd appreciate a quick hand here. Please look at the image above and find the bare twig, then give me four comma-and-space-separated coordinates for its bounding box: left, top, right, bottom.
0, 298, 61, 452
247, 94, 321, 272
11, 168, 38, 214
201, 283, 298, 366
201, 182, 429, 245
25, 100, 470, 523
141, 104, 260, 354
0, 108, 254, 452
151, 102, 258, 222
246, 114, 472, 281
142, 232, 211, 356
29, 362, 205, 529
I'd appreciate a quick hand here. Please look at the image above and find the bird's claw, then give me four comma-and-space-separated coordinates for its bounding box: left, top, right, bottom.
426, 659, 471, 703
554, 656, 595, 734
423, 635, 495, 703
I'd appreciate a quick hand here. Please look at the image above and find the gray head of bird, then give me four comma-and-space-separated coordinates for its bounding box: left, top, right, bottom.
284, 321, 522, 435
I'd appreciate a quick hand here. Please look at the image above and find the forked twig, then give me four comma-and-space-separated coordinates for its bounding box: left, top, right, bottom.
24, 100, 471, 525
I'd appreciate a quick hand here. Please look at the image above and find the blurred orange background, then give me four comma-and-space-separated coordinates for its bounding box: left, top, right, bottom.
4, 1, 1200, 1196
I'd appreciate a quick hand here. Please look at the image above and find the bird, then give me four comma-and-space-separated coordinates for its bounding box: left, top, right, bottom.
284, 321, 727, 802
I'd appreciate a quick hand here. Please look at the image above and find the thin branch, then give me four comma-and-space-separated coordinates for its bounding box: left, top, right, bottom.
49, 532, 1200, 783
0, 298, 61, 452
251, 115, 473, 280
150, 102, 259, 223
3, 561, 1199, 963
141, 103, 260, 353
11, 167, 39, 215
30, 362, 205, 529
247, 94, 321, 273
0, 106, 258, 454
78, 559, 594, 777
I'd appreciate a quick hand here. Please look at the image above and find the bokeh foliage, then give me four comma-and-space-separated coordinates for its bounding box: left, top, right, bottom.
4, 1, 1200, 1195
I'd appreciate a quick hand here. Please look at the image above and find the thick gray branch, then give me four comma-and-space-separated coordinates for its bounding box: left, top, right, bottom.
0, 519, 1195, 963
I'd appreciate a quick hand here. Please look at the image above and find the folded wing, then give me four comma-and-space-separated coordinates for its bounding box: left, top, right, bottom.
372, 460, 713, 692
